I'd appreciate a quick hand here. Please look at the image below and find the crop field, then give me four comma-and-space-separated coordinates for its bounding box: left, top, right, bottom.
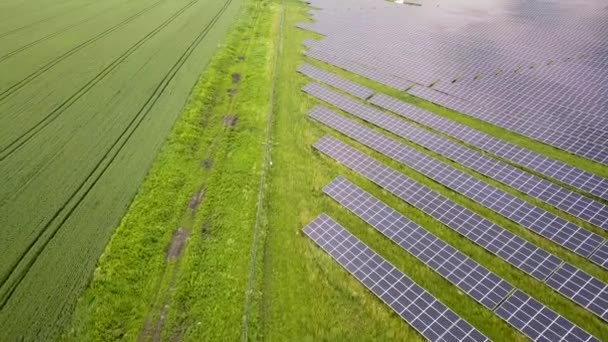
2, 0, 608, 340
0, 0, 243, 339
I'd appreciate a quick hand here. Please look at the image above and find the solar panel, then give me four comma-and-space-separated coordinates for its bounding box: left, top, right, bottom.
407, 86, 608, 165
298, 64, 374, 99
367, 93, 608, 202
546, 263, 608, 322
304, 82, 608, 232
495, 290, 599, 342
308, 106, 607, 268
305, 48, 414, 91
302, 39, 320, 49
589, 242, 608, 271
313, 135, 562, 281
323, 176, 514, 310
303, 214, 491, 342
434, 76, 608, 146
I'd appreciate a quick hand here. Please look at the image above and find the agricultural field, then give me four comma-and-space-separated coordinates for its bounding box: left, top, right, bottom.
0, 0, 243, 339
2, 0, 608, 340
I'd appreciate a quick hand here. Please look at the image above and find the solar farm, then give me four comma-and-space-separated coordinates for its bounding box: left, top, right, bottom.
293, 0, 608, 340
1, 0, 608, 340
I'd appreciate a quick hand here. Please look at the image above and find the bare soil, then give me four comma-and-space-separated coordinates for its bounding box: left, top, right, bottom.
223, 115, 238, 127
166, 228, 190, 261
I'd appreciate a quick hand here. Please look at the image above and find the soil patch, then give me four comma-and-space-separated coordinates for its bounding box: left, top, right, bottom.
201, 159, 213, 169
167, 228, 190, 261
231, 72, 241, 83
188, 189, 205, 211
223, 115, 238, 127
201, 219, 211, 239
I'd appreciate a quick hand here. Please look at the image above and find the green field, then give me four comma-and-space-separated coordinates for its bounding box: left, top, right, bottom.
0, 0, 243, 339
2, 0, 608, 340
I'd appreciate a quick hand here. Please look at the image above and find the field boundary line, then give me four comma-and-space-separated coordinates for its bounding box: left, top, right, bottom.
241, 0, 285, 340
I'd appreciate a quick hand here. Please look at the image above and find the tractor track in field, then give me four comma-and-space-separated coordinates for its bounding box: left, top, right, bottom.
0, 0, 235, 310
0, 0, 199, 162
0, 0, 168, 103
139, 2, 265, 339
0, 0, 98, 39
0, 0, 131, 64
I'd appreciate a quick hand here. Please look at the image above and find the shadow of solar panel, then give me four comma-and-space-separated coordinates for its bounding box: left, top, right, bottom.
407, 86, 608, 165
303, 214, 491, 342
546, 263, 608, 322
304, 82, 608, 232
312, 135, 562, 281
368, 92, 608, 202
307, 105, 607, 269
495, 290, 598, 342
298, 64, 374, 99
323, 176, 514, 310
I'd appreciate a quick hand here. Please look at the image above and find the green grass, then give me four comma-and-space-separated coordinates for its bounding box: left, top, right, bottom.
48, 0, 608, 340
0, 0, 242, 339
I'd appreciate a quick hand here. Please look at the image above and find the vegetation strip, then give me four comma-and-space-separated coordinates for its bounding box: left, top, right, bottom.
240, 1, 284, 340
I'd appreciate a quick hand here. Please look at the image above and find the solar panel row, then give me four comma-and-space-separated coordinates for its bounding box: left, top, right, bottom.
434, 83, 608, 148
303, 214, 599, 341
298, 64, 374, 99
302, 3, 608, 92
313, 135, 608, 322
302, 31, 601, 148
313, 135, 561, 280
301, 19, 598, 91
303, 82, 608, 231
305, 48, 414, 90
435, 70, 608, 126
303, 214, 491, 341
589, 243, 608, 270
323, 176, 514, 310
407, 86, 608, 165
307, 41, 441, 86
302, 39, 320, 49
297, 65, 608, 204
495, 290, 598, 342
308, 105, 607, 268
545, 263, 608, 322
367, 92, 608, 202
303, 21, 530, 85
437, 66, 608, 120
